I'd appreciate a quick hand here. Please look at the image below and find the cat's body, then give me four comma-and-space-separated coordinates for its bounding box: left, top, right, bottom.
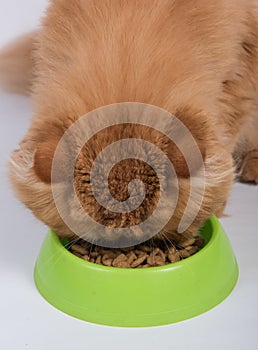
1, 0, 258, 241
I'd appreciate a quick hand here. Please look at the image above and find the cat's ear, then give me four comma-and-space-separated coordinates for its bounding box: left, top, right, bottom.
33, 134, 65, 183
167, 139, 206, 178
33, 137, 60, 183
0, 31, 38, 94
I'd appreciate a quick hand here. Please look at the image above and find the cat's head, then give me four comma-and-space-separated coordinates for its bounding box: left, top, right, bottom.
9, 103, 234, 246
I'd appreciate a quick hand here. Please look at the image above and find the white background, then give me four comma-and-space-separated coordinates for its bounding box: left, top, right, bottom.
0, 1, 257, 349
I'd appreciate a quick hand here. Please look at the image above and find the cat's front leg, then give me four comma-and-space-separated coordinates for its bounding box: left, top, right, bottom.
233, 112, 258, 185
239, 150, 258, 184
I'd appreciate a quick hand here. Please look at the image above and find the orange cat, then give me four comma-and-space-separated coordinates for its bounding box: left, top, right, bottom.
1, 0, 258, 243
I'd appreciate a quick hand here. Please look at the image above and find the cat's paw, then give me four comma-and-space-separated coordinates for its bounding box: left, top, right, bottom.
239, 150, 258, 184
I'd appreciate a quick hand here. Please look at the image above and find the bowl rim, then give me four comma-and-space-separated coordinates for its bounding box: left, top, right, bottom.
50, 215, 218, 273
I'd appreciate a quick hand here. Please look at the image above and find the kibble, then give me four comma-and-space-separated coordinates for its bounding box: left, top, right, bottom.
68, 235, 205, 268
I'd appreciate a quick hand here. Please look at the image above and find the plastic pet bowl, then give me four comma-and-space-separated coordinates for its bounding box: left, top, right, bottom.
34, 216, 238, 327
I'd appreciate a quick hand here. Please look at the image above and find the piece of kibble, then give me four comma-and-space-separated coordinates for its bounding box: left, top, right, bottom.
167, 246, 177, 254
113, 261, 129, 268
102, 253, 115, 261
134, 249, 147, 257
131, 254, 148, 268
126, 251, 137, 265
147, 254, 156, 266
186, 246, 199, 255
157, 249, 166, 261
147, 254, 154, 266
95, 255, 102, 264
147, 248, 161, 265
179, 249, 191, 258
153, 247, 161, 254
71, 244, 89, 255
102, 258, 113, 266
167, 251, 181, 263
112, 253, 127, 266
142, 264, 151, 268
83, 254, 90, 261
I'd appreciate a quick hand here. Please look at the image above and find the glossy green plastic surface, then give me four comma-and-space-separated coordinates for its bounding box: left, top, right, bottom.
34, 216, 238, 327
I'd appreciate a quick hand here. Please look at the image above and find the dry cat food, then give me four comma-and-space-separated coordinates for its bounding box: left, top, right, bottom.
68, 235, 205, 268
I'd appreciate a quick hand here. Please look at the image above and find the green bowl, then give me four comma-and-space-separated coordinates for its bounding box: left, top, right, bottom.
34, 216, 238, 327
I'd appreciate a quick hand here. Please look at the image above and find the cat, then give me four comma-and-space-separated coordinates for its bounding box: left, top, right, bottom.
1, 0, 258, 244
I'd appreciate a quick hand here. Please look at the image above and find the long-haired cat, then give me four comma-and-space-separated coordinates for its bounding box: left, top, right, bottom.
1, 0, 258, 243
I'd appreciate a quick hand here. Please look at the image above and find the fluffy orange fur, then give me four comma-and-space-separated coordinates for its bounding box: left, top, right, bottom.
1, 0, 258, 241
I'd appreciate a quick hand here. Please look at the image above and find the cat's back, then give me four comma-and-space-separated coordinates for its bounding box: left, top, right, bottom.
34, 0, 257, 115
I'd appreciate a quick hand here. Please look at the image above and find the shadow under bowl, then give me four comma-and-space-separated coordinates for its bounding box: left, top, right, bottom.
34, 215, 238, 327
